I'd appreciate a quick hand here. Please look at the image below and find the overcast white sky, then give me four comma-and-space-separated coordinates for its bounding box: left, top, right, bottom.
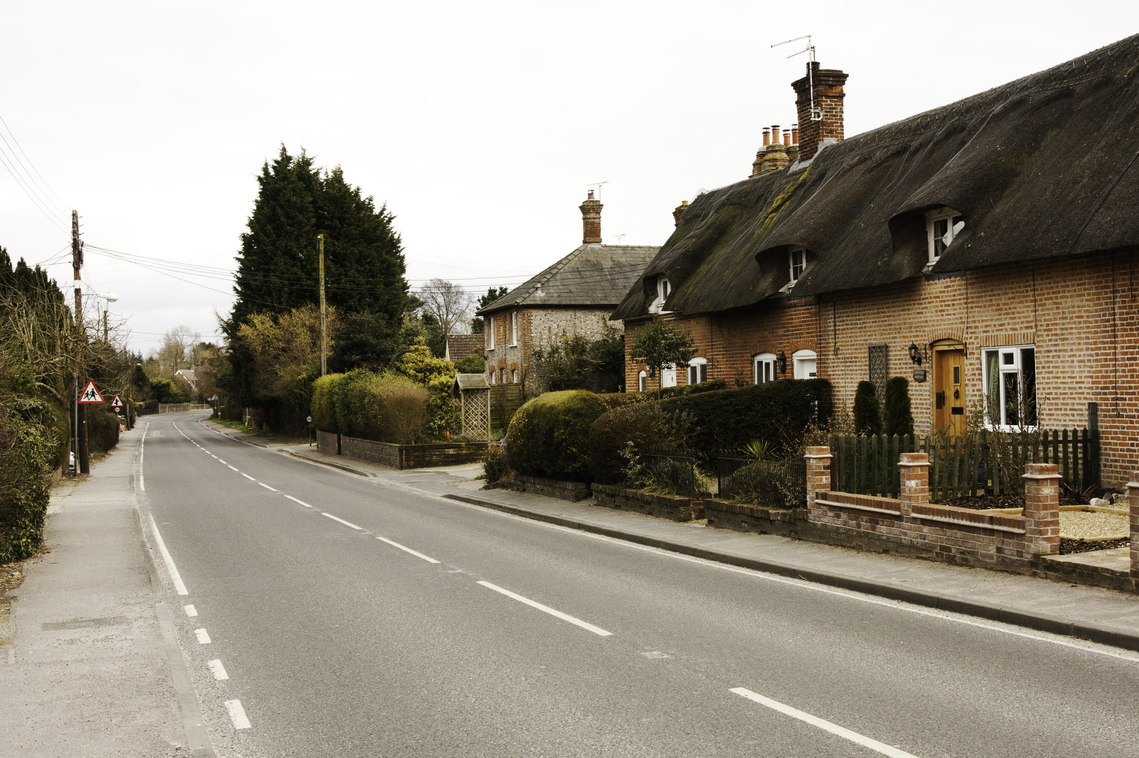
1, 1, 1134, 355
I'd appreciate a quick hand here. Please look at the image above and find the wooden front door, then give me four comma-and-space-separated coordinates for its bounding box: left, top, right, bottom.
934, 346, 966, 436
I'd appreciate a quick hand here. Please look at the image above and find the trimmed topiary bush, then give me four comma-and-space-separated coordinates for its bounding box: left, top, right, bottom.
853, 380, 882, 436
883, 376, 914, 438
506, 390, 607, 482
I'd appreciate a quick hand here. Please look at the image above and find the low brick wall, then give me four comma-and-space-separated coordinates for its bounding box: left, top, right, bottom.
805, 447, 1066, 572
316, 431, 488, 470
704, 499, 806, 537
512, 473, 591, 502
592, 483, 703, 522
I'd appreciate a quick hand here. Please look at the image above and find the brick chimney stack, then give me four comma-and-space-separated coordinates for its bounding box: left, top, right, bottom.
673, 199, 688, 227
580, 190, 603, 244
792, 62, 848, 161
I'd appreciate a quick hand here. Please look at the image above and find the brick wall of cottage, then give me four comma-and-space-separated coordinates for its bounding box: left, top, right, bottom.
626, 248, 1139, 486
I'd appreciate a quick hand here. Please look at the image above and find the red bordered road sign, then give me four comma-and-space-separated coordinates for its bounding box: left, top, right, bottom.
78, 380, 104, 404
110, 395, 124, 409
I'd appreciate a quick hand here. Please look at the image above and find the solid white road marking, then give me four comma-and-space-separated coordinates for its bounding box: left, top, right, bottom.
242, 473, 255, 481
139, 425, 146, 491
376, 536, 440, 564
285, 495, 313, 508
477, 581, 613, 637
730, 688, 920, 758
225, 699, 251, 730
184, 605, 197, 617
195, 628, 211, 644
208, 659, 229, 680
321, 513, 363, 530
258, 482, 278, 492
148, 515, 188, 596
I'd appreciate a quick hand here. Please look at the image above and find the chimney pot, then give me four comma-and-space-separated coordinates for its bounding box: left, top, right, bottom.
672, 199, 689, 227
762, 128, 770, 147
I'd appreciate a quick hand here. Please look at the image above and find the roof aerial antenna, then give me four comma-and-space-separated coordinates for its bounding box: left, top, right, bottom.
586, 180, 608, 199
771, 34, 823, 121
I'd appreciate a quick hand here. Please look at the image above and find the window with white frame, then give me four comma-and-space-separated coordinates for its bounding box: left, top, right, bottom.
687, 357, 707, 385
789, 247, 807, 284
638, 370, 647, 393
927, 207, 964, 263
510, 312, 518, 346
754, 353, 777, 384
792, 349, 817, 379
661, 364, 677, 388
489, 369, 497, 384
983, 346, 1037, 429
649, 276, 672, 314
488, 316, 496, 349
511, 368, 518, 384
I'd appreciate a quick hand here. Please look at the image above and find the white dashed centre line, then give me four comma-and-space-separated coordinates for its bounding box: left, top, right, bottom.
241, 473, 256, 481
285, 495, 313, 508
321, 513, 363, 530
730, 688, 921, 758
477, 581, 612, 637
195, 628, 212, 644
184, 605, 197, 617
258, 482, 278, 492
376, 536, 440, 564
228, 466, 239, 472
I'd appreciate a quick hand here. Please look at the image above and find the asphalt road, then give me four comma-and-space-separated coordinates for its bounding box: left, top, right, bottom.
138, 413, 1139, 757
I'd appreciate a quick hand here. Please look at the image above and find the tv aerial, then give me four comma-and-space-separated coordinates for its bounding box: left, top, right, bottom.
771, 35, 823, 121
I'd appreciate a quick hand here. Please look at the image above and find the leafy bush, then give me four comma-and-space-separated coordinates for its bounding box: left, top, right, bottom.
86, 405, 120, 455
381, 382, 430, 444
0, 354, 53, 563
453, 353, 485, 374
722, 460, 805, 508
588, 400, 692, 484
658, 379, 832, 465
883, 376, 914, 437
853, 380, 882, 436
506, 390, 607, 481
312, 370, 429, 444
311, 373, 341, 432
483, 444, 509, 487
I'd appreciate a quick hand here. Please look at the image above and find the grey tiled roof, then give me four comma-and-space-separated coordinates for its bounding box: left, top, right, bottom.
478, 244, 658, 315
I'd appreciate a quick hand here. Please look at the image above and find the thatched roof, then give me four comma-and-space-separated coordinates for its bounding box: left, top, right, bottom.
479, 243, 659, 315
613, 34, 1139, 320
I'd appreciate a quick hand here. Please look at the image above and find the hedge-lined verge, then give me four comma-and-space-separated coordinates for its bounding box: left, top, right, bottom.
506, 390, 606, 482
0, 354, 55, 563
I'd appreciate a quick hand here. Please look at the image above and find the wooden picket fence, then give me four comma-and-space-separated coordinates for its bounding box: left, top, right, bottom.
828, 429, 1099, 501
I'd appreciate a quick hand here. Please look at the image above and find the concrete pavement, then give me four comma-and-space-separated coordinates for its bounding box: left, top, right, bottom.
0, 424, 211, 758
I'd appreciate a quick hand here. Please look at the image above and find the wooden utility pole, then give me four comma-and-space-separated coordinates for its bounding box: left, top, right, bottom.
319, 233, 327, 376
72, 210, 89, 474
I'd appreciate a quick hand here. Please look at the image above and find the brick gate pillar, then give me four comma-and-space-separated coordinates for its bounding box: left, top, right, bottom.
898, 452, 930, 519
1023, 463, 1061, 556
805, 446, 832, 519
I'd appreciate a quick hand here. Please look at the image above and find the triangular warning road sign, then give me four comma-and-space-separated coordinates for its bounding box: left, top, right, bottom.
110, 395, 124, 409
78, 380, 104, 404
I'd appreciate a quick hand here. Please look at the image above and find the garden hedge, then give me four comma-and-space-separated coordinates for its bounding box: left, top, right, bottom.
506, 390, 607, 482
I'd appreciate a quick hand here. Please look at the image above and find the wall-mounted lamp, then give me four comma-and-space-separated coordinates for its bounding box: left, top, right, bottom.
908, 342, 928, 366
776, 351, 787, 375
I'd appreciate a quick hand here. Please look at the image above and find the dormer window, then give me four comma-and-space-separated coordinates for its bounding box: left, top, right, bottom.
927, 208, 964, 263
789, 247, 806, 284
649, 276, 672, 314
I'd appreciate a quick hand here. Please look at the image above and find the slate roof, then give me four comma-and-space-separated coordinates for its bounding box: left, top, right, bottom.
613, 34, 1139, 320
478, 244, 659, 316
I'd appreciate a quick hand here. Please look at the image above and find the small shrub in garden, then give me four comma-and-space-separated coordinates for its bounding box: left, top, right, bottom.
380, 382, 429, 444
853, 380, 882, 436
588, 400, 691, 485
506, 390, 607, 482
87, 405, 120, 455
483, 444, 509, 487
883, 376, 914, 437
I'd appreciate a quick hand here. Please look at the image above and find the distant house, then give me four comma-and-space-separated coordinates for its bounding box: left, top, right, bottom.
477, 192, 658, 395
445, 333, 484, 364
173, 368, 198, 391
612, 35, 1139, 485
